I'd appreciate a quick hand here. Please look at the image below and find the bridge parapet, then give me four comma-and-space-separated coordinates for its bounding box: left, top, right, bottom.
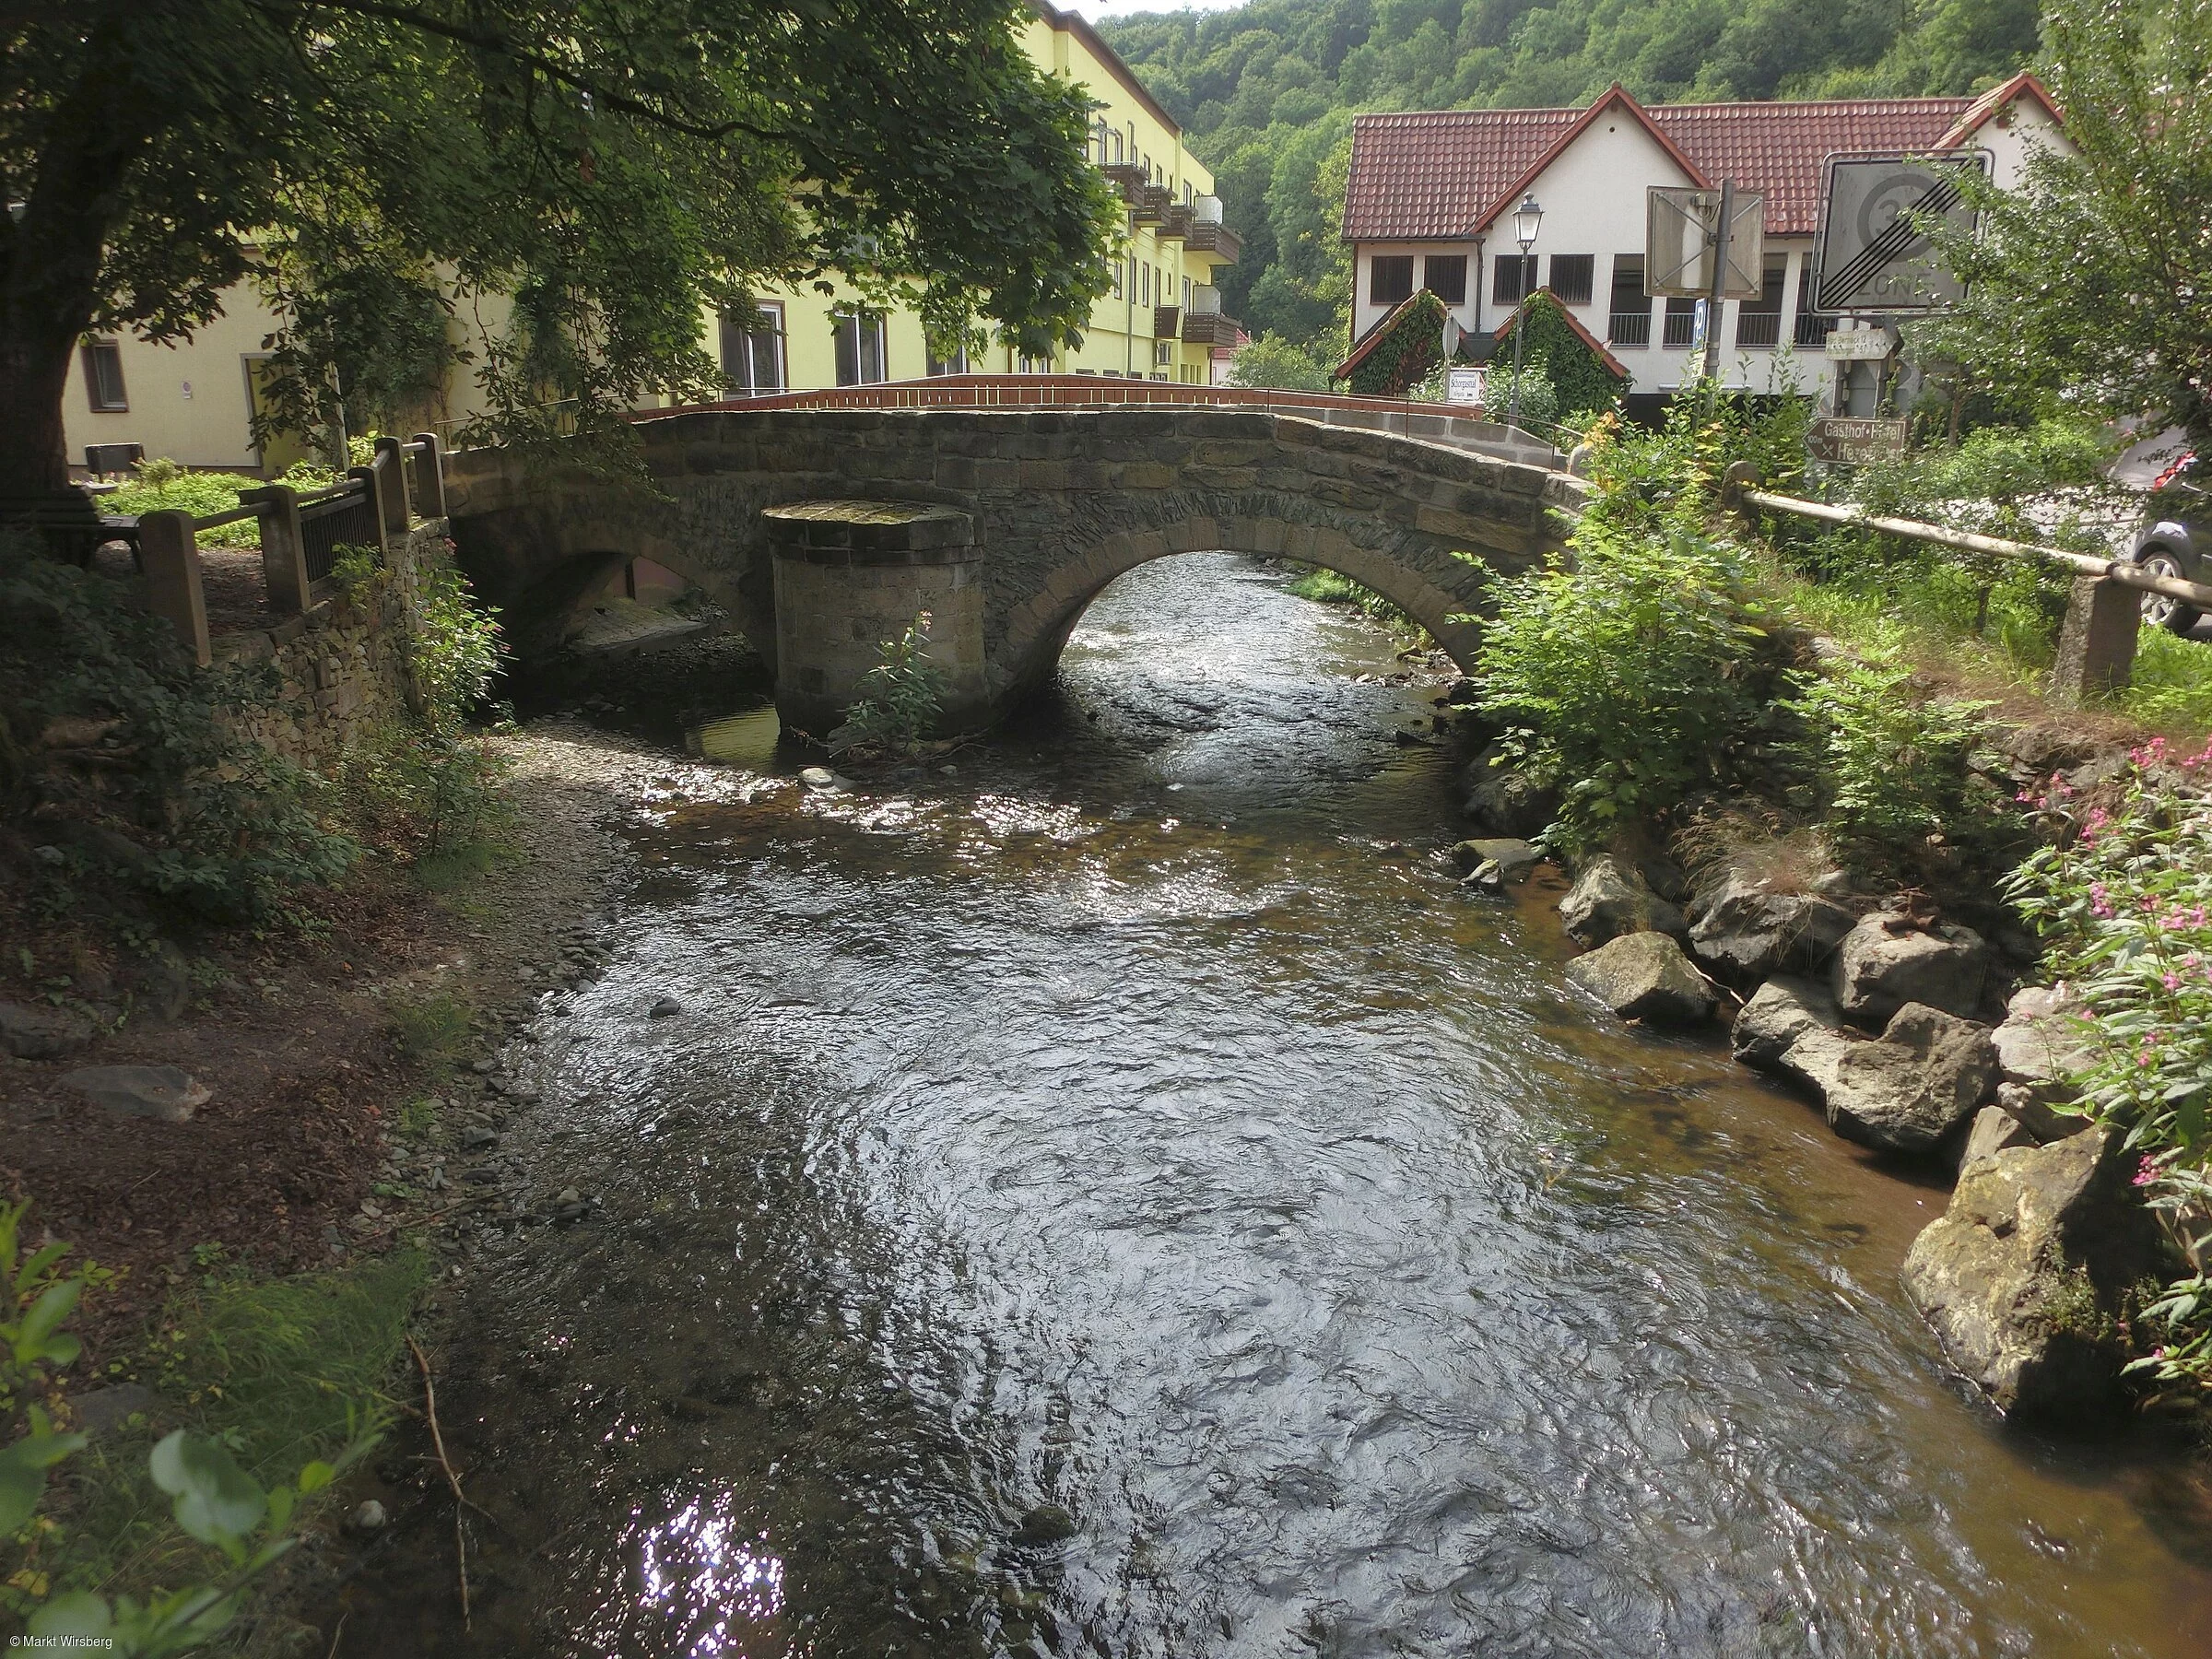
444, 406, 1585, 731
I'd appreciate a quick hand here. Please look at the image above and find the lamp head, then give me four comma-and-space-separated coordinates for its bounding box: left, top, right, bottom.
1512, 193, 1543, 254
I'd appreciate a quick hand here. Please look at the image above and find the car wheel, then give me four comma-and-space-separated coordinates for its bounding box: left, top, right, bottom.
2137, 546, 2202, 634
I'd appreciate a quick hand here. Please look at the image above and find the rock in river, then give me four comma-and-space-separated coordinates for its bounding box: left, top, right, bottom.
1729, 974, 1843, 1072
1462, 747, 1558, 840
1685, 867, 1853, 982
1902, 1125, 2167, 1420
1832, 912, 1994, 1026
1561, 855, 1686, 948
1783, 1003, 1997, 1155
1453, 837, 1541, 885
1566, 932, 1714, 1027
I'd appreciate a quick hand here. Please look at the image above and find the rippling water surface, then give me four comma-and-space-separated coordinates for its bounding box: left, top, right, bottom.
349, 555, 2212, 1657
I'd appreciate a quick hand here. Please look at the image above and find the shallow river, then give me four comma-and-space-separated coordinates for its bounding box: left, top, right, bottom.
349, 554, 2212, 1656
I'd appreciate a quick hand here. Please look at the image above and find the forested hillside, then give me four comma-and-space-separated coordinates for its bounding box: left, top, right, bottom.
1098, 0, 2044, 355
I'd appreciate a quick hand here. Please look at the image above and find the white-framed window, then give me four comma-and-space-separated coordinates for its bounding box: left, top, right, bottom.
719, 300, 784, 395
1111, 260, 1124, 299
832, 309, 887, 385
1182, 275, 1192, 310
82, 339, 127, 411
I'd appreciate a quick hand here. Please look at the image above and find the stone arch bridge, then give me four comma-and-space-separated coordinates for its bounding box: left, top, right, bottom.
443, 406, 1585, 734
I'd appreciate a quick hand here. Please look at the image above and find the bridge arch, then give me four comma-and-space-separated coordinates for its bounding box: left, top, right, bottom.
442, 406, 1584, 727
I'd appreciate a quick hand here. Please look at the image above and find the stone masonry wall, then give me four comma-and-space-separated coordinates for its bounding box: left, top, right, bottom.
210, 521, 450, 774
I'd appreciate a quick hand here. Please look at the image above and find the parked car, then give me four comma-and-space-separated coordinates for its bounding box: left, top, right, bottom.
2133, 449, 2206, 633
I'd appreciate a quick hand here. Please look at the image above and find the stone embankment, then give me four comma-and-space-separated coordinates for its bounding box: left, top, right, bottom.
1455, 735, 2170, 1426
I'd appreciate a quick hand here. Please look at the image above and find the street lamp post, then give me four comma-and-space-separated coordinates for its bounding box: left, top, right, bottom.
1506, 193, 1543, 430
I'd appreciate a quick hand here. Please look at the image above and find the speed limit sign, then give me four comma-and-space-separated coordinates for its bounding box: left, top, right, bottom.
1811, 152, 1990, 314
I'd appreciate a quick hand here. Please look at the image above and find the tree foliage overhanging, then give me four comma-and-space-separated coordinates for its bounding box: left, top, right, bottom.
1924, 0, 2212, 459
1100, 0, 2045, 355
0, 0, 1122, 495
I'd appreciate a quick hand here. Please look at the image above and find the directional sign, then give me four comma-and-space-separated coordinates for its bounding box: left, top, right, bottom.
1445, 366, 1486, 407
1645, 187, 1765, 300
1824, 328, 1894, 360
1806, 416, 1908, 465
1812, 151, 1989, 314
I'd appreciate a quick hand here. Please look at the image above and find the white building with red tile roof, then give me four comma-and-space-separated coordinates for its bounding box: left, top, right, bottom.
1342, 73, 2065, 407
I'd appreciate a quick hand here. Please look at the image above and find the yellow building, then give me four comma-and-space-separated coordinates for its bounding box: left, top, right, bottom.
61, 1, 1237, 475
708, 2, 1240, 395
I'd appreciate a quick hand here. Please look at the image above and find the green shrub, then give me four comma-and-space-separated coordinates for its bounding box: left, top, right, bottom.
830, 611, 947, 758
1502, 290, 1629, 421
2007, 742, 2212, 1399
1480, 365, 1559, 430
1226, 334, 1331, 392
1473, 432, 1770, 852
1344, 290, 1447, 396
2115, 628, 2212, 737
1781, 661, 2001, 871
1283, 565, 1425, 642
0, 547, 357, 925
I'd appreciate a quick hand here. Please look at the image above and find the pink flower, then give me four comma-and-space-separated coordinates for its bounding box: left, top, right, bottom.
2136, 1158, 2159, 1186
2165, 971, 2183, 991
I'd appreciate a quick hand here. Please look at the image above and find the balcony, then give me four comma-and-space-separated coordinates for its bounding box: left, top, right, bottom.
1607, 308, 1652, 347
1100, 161, 1148, 197
1153, 305, 1181, 339
1184, 219, 1241, 262
1735, 310, 1783, 349
1182, 310, 1241, 347
1794, 311, 1834, 347
1131, 182, 1171, 224
1159, 202, 1193, 240
1662, 306, 1697, 348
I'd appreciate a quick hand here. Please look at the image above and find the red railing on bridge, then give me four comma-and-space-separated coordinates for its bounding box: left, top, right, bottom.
648, 374, 1491, 426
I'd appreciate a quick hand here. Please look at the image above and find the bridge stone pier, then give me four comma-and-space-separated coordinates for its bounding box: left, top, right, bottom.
443, 406, 1585, 737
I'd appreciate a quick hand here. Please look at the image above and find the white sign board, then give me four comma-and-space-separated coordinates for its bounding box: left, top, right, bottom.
1646, 187, 1765, 300
1812, 151, 1989, 314
1824, 329, 1893, 360
1445, 366, 1486, 407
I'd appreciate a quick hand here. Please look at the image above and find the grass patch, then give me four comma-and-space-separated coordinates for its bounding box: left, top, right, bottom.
411, 841, 508, 892
27, 1250, 429, 1640
384, 989, 474, 1066
1282, 564, 1430, 647
2112, 627, 2212, 736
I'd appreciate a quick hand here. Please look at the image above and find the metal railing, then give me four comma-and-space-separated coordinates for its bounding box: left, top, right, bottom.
1725, 461, 2212, 701
1735, 311, 1783, 349
1793, 311, 1834, 347
1608, 308, 1652, 347
112, 433, 448, 667
1662, 307, 1698, 348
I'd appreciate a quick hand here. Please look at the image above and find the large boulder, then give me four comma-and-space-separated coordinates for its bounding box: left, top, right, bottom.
1832, 913, 1994, 1026
0, 998, 96, 1061
1901, 1125, 2168, 1421
1962, 1103, 2038, 1163
1566, 932, 1714, 1027
1730, 975, 1842, 1072
1686, 870, 1855, 982
1453, 837, 1541, 885
1559, 855, 1686, 948
60, 1064, 209, 1123
1987, 985, 2096, 1142
1778, 1003, 1997, 1155
1463, 748, 1559, 840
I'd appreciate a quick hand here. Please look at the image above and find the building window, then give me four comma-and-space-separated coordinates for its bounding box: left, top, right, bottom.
926, 345, 968, 376
1422, 255, 1467, 304
1735, 253, 1789, 349
1182, 275, 1192, 310
718, 301, 784, 395
1018, 354, 1054, 374
1548, 254, 1595, 306
1662, 295, 1700, 349
1111, 260, 1124, 299
1491, 254, 1536, 305
82, 339, 127, 412
1370, 255, 1414, 305
1607, 256, 1651, 347
832, 309, 887, 385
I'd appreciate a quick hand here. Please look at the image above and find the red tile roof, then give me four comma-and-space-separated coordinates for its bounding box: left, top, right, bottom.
1344, 80, 2058, 242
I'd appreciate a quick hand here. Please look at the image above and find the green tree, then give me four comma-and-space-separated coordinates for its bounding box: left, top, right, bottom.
1927, 0, 2212, 460
1226, 333, 1334, 390
0, 0, 1119, 509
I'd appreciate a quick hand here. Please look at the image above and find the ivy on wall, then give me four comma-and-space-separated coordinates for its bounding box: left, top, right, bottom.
1343, 290, 1448, 397
1502, 290, 1629, 420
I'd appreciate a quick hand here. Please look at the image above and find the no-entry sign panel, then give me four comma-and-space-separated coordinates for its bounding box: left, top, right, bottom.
1812, 151, 1989, 314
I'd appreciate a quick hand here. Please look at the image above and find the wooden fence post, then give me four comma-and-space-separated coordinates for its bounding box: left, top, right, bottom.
136, 511, 210, 666
241, 484, 310, 615
2050, 574, 2139, 705
409, 431, 446, 520
372, 435, 411, 534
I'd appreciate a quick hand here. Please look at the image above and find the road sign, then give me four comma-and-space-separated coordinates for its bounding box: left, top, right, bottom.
1806, 415, 1908, 465
1445, 366, 1486, 407
1646, 187, 1765, 299
1824, 328, 1893, 359
1811, 151, 1990, 314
